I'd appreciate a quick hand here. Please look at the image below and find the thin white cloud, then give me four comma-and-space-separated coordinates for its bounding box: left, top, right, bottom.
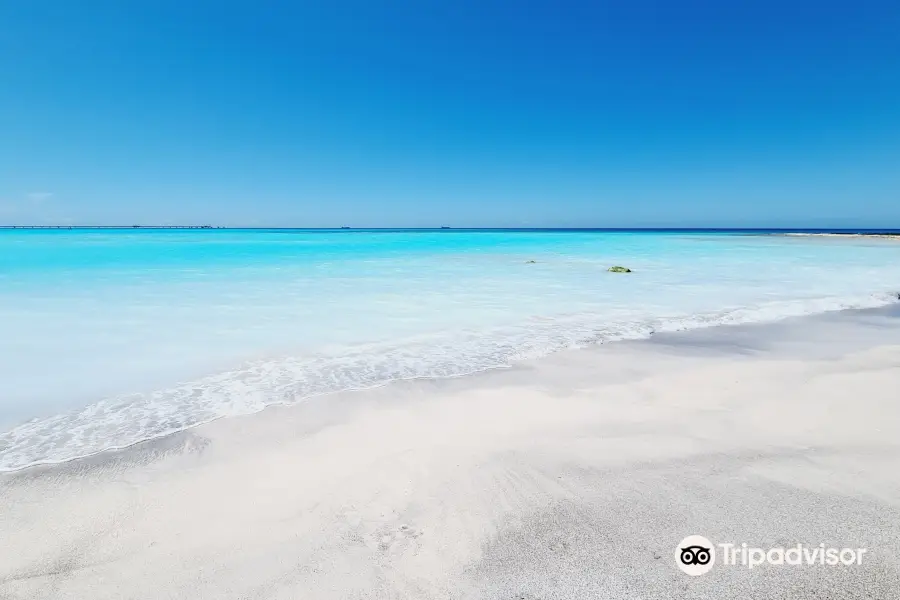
27, 192, 54, 204
0, 192, 60, 223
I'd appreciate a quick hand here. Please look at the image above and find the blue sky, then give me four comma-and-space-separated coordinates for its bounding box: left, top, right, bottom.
1, 0, 899, 227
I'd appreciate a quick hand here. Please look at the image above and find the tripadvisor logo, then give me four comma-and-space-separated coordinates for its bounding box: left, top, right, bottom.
675, 535, 868, 575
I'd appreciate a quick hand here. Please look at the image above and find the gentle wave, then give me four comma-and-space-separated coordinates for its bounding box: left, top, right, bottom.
1, 291, 896, 472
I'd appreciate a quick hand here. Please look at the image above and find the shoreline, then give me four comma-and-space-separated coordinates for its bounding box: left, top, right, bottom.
3, 305, 900, 598
3, 294, 899, 474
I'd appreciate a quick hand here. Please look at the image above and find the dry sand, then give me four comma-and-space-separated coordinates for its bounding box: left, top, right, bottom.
2, 307, 900, 599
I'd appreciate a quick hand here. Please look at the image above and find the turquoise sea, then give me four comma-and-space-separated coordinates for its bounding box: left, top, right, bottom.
1, 228, 899, 471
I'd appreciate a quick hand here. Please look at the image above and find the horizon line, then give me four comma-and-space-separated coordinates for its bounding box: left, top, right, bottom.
2, 226, 900, 233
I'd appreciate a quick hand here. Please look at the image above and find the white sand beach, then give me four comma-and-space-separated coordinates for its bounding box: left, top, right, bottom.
2, 307, 900, 599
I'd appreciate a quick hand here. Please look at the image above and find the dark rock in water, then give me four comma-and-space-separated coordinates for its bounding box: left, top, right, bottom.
608, 265, 632, 273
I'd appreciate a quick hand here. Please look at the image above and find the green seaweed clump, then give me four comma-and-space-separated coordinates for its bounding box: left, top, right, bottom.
608, 266, 632, 273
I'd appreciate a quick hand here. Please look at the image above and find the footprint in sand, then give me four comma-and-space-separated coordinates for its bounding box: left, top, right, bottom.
376, 523, 424, 553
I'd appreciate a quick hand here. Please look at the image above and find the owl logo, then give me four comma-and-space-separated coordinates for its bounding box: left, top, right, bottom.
675, 536, 716, 575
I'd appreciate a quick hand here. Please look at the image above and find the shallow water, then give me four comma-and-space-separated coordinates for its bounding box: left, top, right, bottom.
1, 228, 898, 470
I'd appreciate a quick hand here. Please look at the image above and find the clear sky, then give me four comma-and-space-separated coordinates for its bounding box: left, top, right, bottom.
1, 0, 899, 228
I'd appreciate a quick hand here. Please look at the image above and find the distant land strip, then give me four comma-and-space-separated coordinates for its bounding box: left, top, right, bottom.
0, 225, 219, 229
2, 226, 900, 235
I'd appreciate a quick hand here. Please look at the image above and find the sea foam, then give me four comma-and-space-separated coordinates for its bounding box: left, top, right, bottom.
1, 291, 897, 471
